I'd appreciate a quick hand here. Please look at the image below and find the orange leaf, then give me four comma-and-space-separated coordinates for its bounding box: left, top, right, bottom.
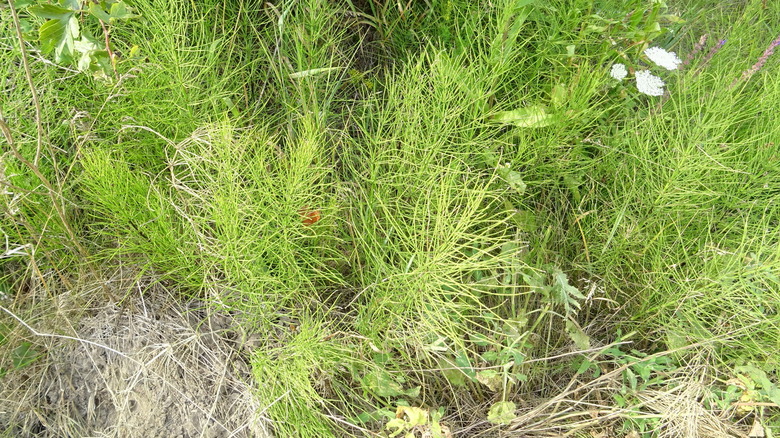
298, 206, 321, 226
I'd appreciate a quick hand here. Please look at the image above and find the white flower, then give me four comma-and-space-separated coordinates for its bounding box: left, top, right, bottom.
610, 63, 628, 81
644, 47, 682, 71
635, 70, 665, 96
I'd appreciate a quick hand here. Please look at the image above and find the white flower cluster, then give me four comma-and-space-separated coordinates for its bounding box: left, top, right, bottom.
610, 63, 628, 81
644, 47, 682, 71
635, 70, 665, 96
609, 46, 681, 96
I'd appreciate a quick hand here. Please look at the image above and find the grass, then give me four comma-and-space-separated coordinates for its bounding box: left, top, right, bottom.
2, 0, 780, 436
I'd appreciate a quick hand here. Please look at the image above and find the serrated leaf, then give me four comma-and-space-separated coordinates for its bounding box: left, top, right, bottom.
487, 401, 516, 425
37, 12, 79, 63
492, 105, 553, 128
552, 269, 585, 314
481, 351, 498, 363
397, 406, 428, 427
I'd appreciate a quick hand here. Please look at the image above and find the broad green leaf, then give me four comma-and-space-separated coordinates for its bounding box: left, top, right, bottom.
88, 4, 112, 22
470, 332, 491, 347
402, 386, 421, 397
454, 352, 476, 379
62, 0, 81, 10
12, 342, 39, 369
26, 3, 77, 63
497, 166, 527, 193
481, 351, 498, 363
109, 1, 138, 21
492, 105, 553, 128
438, 357, 467, 387
27, 4, 72, 19
487, 401, 516, 425
551, 83, 567, 108
386, 418, 406, 437
565, 319, 591, 350
576, 358, 592, 375
736, 366, 780, 406
14, 0, 37, 8
363, 369, 417, 398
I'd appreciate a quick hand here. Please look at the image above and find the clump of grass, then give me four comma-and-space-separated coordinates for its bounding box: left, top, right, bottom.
4, 0, 780, 436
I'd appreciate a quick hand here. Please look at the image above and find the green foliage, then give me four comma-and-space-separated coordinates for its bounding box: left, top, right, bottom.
487, 401, 516, 425
3, 0, 780, 435
0, 325, 41, 378
22, 0, 139, 79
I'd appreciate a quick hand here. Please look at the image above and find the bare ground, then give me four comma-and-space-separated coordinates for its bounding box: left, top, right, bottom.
0, 269, 271, 438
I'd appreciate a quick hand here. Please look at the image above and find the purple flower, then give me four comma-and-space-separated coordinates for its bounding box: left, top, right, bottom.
741, 34, 780, 80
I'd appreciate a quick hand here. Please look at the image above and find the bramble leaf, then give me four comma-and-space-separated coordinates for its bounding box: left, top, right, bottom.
29, 4, 80, 64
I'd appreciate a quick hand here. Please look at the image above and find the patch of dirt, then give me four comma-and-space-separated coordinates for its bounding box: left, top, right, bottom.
0, 279, 271, 438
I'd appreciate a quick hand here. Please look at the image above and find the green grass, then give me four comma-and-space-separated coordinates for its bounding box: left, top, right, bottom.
2, 0, 780, 436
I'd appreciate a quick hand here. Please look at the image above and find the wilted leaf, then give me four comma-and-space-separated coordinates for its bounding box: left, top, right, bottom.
487, 401, 516, 425
396, 406, 428, 427
476, 370, 502, 392
492, 105, 553, 128
363, 369, 407, 397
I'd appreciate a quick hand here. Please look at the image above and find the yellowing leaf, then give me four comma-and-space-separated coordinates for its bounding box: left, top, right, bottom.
492, 105, 553, 128
476, 370, 502, 392
487, 401, 516, 425
396, 406, 428, 427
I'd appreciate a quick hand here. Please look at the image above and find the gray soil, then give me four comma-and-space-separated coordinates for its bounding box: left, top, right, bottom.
0, 284, 271, 438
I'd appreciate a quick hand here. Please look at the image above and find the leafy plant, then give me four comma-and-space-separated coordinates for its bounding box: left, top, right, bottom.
385, 406, 451, 438
0, 324, 41, 378
487, 401, 516, 425
19, 0, 139, 80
